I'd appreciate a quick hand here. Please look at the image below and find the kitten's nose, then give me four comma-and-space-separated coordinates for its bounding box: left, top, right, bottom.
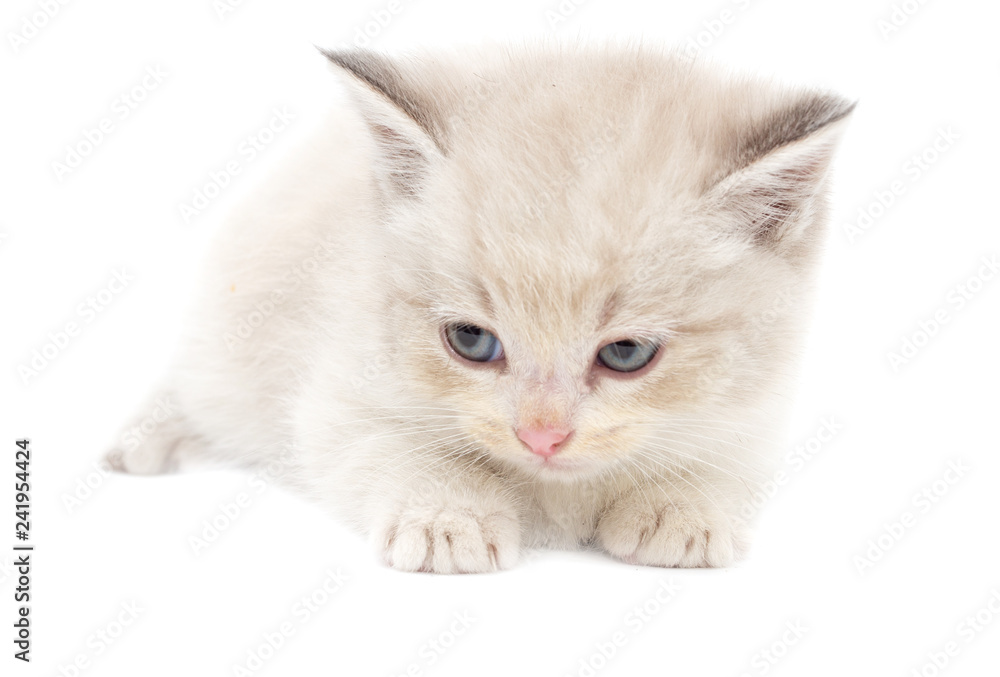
517, 427, 571, 457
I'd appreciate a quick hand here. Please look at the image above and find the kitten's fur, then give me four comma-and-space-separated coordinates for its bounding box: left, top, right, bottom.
110, 44, 853, 573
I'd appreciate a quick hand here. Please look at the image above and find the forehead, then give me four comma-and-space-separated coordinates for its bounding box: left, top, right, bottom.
408, 74, 734, 341
424, 167, 709, 315
421, 215, 692, 350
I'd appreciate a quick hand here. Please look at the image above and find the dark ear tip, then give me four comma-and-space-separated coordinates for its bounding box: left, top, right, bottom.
318, 46, 393, 80
318, 46, 361, 72
814, 93, 858, 129
315, 45, 338, 60
318, 47, 407, 105
834, 96, 858, 119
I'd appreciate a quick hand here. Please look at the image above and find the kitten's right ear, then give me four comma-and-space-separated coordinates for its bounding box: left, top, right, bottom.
320, 48, 445, 198
703, 92, 856, 253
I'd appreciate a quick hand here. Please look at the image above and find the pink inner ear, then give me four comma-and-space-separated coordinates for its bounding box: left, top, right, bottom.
744, 187, 799, 245
517, 428, 571, 456
708, 100, 852, 249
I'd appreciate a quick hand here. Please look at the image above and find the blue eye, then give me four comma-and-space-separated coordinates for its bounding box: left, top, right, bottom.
597, 339, 658, 373
445, 324, 504, 363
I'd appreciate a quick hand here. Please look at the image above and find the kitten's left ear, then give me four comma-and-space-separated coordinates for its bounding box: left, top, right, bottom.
320, 48, 446, 199
705, 93, 856, 252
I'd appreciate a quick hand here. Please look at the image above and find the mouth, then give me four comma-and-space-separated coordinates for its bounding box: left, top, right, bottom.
478, 434, 600, 479
520, 453, 592, 478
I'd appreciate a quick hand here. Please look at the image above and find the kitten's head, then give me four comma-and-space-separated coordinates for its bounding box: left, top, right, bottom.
326, 45, 853, 482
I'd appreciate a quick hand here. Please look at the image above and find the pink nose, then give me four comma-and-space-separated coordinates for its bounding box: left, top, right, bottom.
517, 427, 571, 457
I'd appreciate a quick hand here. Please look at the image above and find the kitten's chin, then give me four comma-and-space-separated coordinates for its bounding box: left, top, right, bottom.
514, 454, 605, 483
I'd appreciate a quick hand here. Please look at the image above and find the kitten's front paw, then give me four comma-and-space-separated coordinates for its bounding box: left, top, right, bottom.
596, 493, 747, 568
376, 506, 520, 574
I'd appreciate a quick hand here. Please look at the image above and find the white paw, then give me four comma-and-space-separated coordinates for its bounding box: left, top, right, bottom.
597, 493, 747, 568
106, 393, 202, 475
105, 435, 199, 475
376, 506, 521, 574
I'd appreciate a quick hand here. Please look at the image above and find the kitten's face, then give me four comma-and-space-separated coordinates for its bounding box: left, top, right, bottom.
329, 48, 851, 482
389, 139, 812, 483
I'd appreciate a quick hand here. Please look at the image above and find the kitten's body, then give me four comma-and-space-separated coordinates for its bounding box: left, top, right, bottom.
112, 45, 852, 572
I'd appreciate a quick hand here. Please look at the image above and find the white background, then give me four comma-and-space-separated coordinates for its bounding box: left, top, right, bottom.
2, 0, 999, 675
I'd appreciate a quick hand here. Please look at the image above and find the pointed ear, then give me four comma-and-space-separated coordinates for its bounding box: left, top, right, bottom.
704, 93, 856, 251
320, 49, 446, 199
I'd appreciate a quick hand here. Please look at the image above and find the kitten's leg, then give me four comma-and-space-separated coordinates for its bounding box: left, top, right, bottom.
105, 389, 208, 475
368, 456, 522, 574
595, 472, 749, 568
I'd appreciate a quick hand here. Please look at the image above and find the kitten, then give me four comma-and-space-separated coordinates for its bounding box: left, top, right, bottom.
109, 44, 853, 573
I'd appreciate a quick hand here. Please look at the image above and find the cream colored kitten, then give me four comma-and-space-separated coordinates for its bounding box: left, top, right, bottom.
109, 44, 853, 573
